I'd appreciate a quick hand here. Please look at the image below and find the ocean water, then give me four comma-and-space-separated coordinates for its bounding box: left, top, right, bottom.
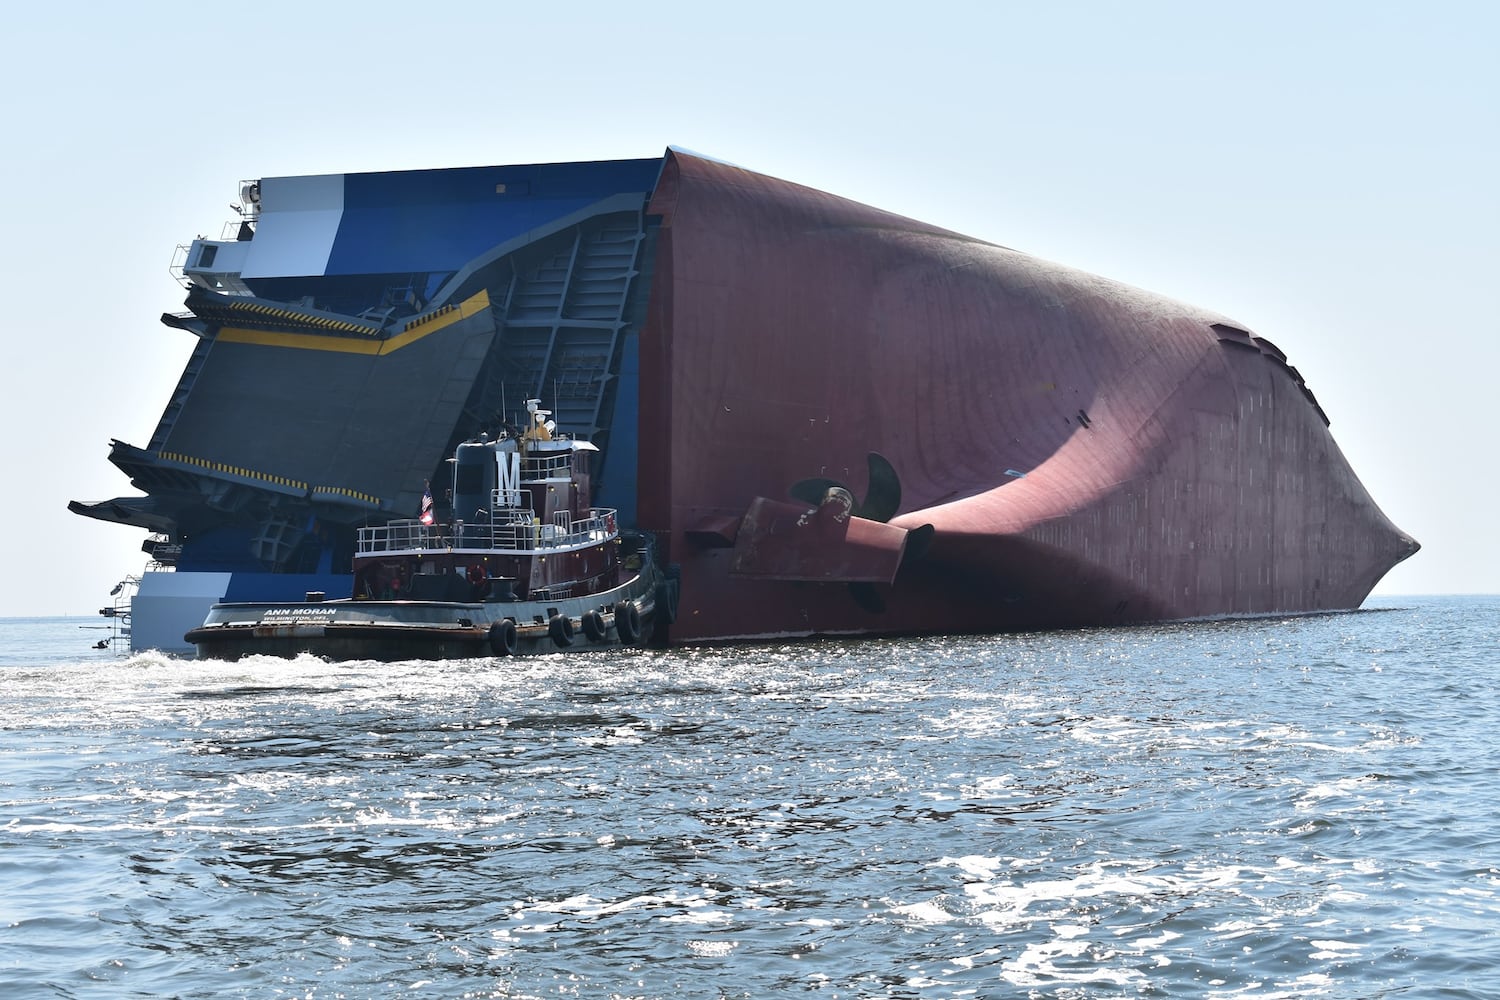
1, 595, 1496, 999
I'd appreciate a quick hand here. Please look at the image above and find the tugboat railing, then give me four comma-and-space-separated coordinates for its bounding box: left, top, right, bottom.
356, 507, 618, 556
520, 451, 575, 482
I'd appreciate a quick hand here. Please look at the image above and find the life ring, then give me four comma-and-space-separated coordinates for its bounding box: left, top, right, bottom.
581, 609, 607, 642
488, 618, 517, 656
615, 600, 641, 643
548, 613, 574, 648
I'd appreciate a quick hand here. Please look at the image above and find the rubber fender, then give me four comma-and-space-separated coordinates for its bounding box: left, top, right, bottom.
489, 618, 518, 656
615, 601, 640, 643
548, 613, 574, 648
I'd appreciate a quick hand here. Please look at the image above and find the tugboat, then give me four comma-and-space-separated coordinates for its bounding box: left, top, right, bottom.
186, 401, 670, 660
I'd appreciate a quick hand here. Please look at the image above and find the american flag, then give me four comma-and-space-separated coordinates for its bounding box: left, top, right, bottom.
420, 483, 434, 525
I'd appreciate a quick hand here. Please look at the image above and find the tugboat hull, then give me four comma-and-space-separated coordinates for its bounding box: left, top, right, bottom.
186, 569, 662, 662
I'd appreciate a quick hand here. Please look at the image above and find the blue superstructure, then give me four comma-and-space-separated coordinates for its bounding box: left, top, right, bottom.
72, 156, 666, 652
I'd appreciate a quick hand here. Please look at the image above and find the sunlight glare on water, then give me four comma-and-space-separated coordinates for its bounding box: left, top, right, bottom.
1, 598, 1496, 998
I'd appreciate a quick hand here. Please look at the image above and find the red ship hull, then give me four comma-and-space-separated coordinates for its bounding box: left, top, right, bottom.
640, 151, 1416, 642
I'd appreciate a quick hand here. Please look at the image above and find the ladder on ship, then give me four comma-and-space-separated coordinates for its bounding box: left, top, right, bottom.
472, 206, 653, 449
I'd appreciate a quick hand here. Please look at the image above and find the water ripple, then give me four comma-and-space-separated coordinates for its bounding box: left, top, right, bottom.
2, 599, 1498, 997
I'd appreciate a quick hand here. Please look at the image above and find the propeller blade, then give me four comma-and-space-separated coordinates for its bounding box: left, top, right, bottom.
858, 453, 901, 522
785, 456, 916, 615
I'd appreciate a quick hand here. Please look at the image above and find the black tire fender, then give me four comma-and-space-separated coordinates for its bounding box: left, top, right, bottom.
548, 613, 574, 648
581, 609, 607, 642
615, 600, 641, 643
488, 618, 518, 656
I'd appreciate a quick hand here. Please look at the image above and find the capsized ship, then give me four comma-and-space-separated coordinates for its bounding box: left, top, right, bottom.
71, 148, 1417, 653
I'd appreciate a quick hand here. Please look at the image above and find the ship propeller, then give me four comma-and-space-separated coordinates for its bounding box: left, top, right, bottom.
789, 453, 932, 615
790, 452, 902, 522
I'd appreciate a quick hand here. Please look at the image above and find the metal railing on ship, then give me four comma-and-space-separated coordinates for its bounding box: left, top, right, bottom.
521, 451, 575, 482
357, 504, 618, 556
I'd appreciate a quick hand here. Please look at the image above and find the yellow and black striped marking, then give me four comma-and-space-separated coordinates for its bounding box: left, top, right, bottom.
215, 289, 491, 355
156, 453, 385, 508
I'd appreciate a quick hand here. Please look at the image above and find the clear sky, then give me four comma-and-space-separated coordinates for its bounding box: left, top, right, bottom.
4, 1, 1494, 615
